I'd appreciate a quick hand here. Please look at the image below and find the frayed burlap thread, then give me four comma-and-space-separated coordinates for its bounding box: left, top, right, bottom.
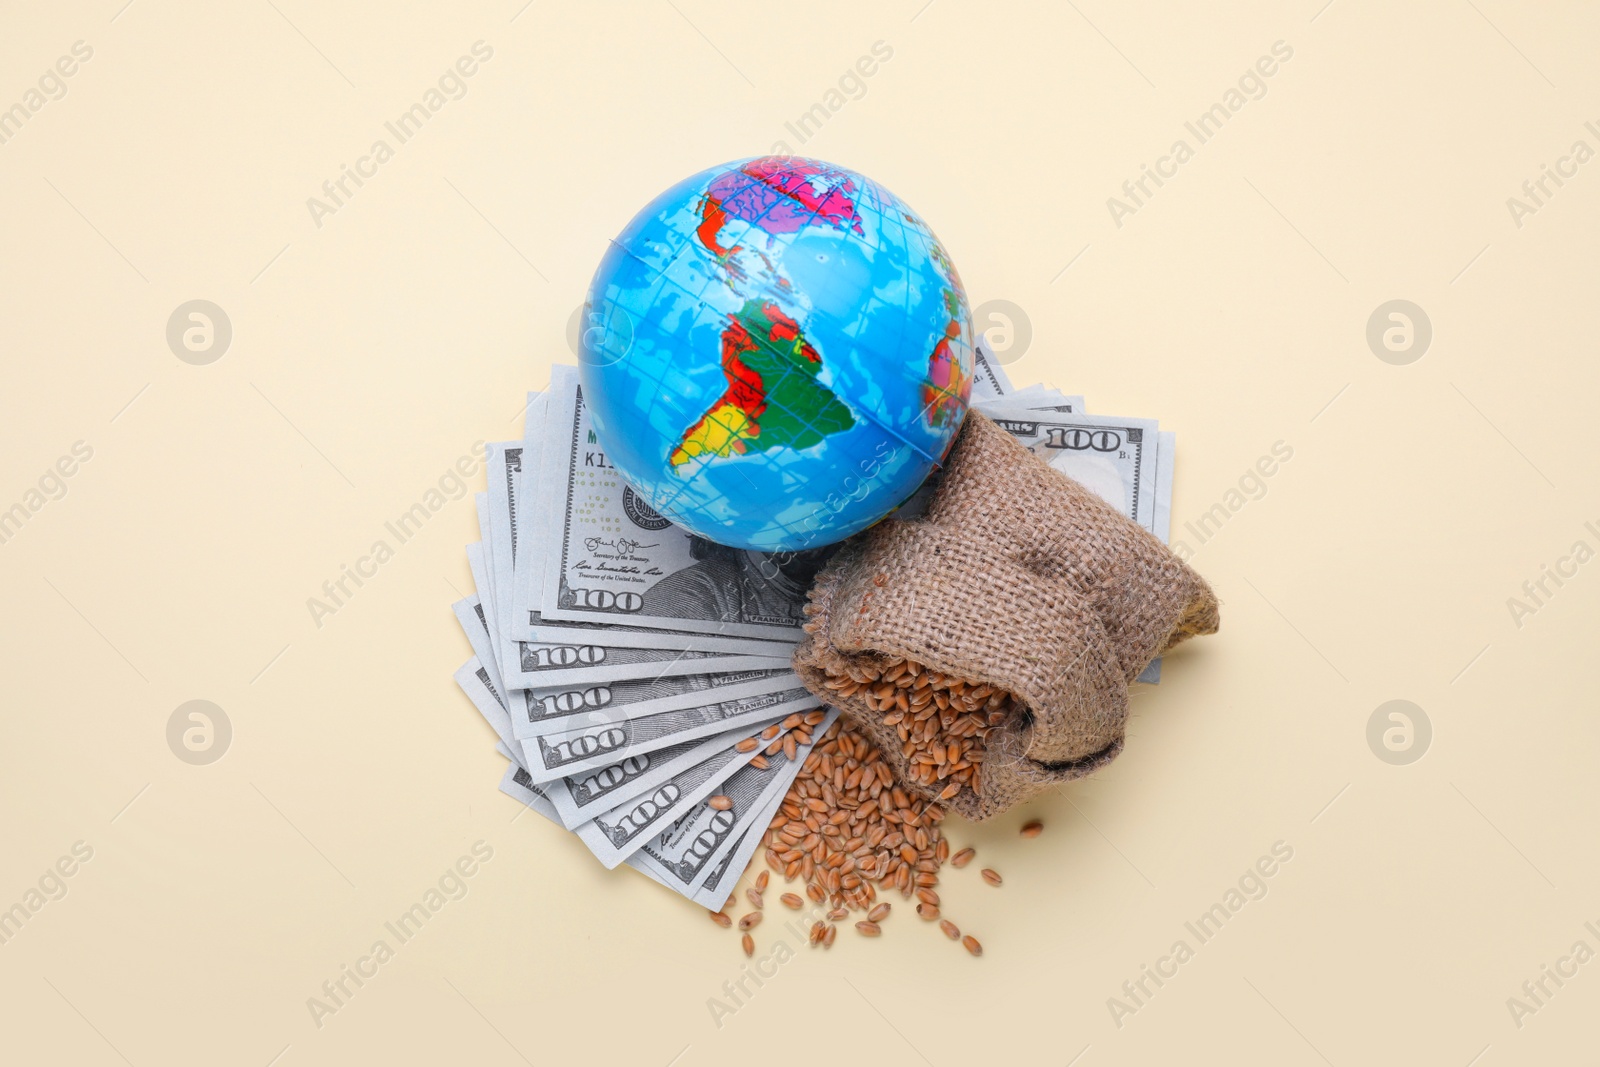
791, 412, 1220, 820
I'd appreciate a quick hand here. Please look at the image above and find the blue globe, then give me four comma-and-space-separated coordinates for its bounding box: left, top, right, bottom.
578, 156, 973, 552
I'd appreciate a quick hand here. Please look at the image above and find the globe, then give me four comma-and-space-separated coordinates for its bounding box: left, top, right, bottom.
577, 155, 973, 553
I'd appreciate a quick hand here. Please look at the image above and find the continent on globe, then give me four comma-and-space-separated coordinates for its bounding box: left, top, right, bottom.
918, 234, 971, 434
669, 299, 855, 469
922, 315, 968, 432
696, 158, 866, 260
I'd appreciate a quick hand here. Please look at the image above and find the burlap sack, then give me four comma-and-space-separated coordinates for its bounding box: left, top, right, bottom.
791, 412, 1219, 820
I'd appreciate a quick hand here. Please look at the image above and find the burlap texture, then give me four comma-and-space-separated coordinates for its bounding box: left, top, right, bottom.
792, 412, 1220, 820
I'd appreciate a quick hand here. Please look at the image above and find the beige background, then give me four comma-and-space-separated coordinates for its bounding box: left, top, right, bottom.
3, 1, 1598, 1063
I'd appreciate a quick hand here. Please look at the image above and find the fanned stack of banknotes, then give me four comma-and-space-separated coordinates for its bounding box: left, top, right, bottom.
455, 340, 1177, 907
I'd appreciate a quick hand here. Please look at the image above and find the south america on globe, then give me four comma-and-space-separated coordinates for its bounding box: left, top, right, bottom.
578, 156, 973, 552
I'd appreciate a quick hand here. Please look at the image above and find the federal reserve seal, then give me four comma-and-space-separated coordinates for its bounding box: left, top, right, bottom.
623, 486, 672, 530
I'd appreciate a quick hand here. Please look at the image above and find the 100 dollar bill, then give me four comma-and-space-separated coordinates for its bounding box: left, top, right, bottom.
453, 596, 507, 694
572, 732, 761, 869
509, 667, 794, 740
520, 611, 798, 657
502, 638, 790, 690
691, 775, 792, 910
519, 685, 818, 782
534, 365, 813, 641
501, 752, 783, 910
979, 404, 1160, 532
628, 708, 837, 905
512, 400, 794, 657
485, 428, 794, 688
540, 724, 756, 830
455, 657, 521, 767
459, 647, 775, 840
969, 336, 1015, 400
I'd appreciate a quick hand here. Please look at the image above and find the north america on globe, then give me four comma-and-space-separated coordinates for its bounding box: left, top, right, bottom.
695, 157, 866, 261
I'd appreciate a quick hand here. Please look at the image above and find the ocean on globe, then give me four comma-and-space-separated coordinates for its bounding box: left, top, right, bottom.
577, 155, 973, 553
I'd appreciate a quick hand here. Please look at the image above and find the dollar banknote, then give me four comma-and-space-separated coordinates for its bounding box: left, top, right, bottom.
509, 667, 795, 740
454, 656, 524, 770
486, 443, 528, 685
499, 764, 742, 908
979, 404, 1161, 533
534, 365, 817, 641
1133, 429, 1179, 685
969, 336, 1015, 400
518, 683, 818, 782
458, 646, 780, 842
488, 421, 794, 684
692, 777, 791, 910
499, 762, 563, 825
459, 647, 769, 849
627, 708, 837, 906
975, 400, 1175, 685
540, 724, 758, 830
502, 637, 792, 691
510, 384, 798, 657
625, 748, 791, 899
458, 591, 792, 719
452, 596, 505, 690
1153, 429, 1175, 544
1005, 384, 1085, 413
499, 761, 710, 900
467, 538, 502, 660
470, 516, 498, 650
522, 613, 798, 657
573, 731, 762, 869
480, 441, 791, 687
509, 390, 547, 641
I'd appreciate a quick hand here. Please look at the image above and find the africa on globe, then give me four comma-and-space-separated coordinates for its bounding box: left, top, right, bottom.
577, 155, 974, 552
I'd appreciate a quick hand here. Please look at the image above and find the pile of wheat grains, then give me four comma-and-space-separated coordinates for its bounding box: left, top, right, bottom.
821, 655, 1023, 801
710, 659, 1034, 959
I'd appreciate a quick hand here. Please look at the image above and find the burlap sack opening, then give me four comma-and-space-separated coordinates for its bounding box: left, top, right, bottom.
792, 412, 1220, 820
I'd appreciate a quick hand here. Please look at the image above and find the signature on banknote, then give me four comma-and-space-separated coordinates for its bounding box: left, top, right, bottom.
584, 536, 659, 560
